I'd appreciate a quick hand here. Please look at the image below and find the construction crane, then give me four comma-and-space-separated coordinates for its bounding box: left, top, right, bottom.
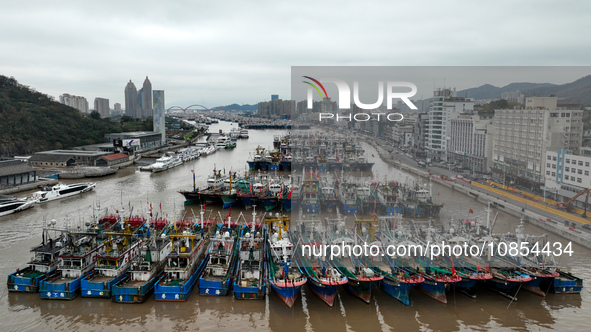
555, 188, 590, 217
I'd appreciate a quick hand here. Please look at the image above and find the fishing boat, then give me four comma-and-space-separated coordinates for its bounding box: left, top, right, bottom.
300, 170, 320, 214
178, 169, 226, 205
361, 216, 425, 305
233, 214, 266, 299
319, 177, 339, 212
80, 225, 143, 298
550, 270, 583, 294
0, 196, 35, 217
218, 172, 239, 209
373, 181, 403, 216
112, 233, 173, 303
154, 211, 210, 301
296, 221, 348, 307
337, 179, 358, 215
398, 182, 443, 218
7, 225, 69, 292
39, 229, 106, 300
32, 182, 96, 203
199, 217, 240, 296
266, 214, 307, 308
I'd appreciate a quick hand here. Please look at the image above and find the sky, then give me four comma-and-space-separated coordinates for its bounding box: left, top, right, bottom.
1, 0, 590, 110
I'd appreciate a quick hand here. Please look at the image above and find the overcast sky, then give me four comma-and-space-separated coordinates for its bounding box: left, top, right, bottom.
1, 0, 590, 109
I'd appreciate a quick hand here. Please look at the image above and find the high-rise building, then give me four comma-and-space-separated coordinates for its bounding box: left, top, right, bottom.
271, 94, 279, 100
153, 90, 165, 145
59, 93, 89, 114
124, 80, 138, 118
448, 114, 494, 173
425, 88, 474, 161
257, 99, 295, 118
492, 97, 583, 185
94, 97, 110, 118
142, 77, 153, 119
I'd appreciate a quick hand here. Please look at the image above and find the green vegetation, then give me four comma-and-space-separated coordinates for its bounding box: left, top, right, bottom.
184, 127, 206, 141
0, 75, 152, 157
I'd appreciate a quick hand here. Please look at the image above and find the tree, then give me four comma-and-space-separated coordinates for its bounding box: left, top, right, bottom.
89, 110, 101, 119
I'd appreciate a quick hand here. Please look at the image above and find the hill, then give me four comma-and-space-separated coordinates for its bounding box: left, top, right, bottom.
222, 103, 257, 111
458, 82, 555, 100
457, 75, 591, 104
0, 75, 148, 157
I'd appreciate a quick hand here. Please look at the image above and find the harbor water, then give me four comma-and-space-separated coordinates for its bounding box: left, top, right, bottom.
1, 121, 590, 332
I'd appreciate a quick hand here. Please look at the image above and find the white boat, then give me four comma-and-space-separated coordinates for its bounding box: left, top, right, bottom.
149, 155, 183, 173
32, 182, 96, 203
178, 148, 200, 161
0, 197, 35, 217
215, 136, 230, 149
239, 129, 249, 139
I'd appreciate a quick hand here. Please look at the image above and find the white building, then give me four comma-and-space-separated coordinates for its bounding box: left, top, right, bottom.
544, 149, 591, 210
392, 125, 414, 147
425, 88, 474, 161
448, 114, 494, 173
59, 93, 89, 114
493, 97, 583, 185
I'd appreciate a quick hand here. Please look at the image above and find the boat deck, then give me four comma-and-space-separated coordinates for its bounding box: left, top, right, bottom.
20, 270, 45, 278
47, 277, 75, 284
118, 280, 146, 287
160, 279, 187, 287
88, 276, 113, 282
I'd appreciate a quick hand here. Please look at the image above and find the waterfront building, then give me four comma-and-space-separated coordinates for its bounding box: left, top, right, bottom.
59, 93, 89, 114
492, 97, 583, 186
425, 88, 475, 162
447, 114, 494, 173
105, 131, 163, 151
0, 159, 37, 187
544, 148, 591, 210
94, 97, 110, 118
28, 150, 111, 167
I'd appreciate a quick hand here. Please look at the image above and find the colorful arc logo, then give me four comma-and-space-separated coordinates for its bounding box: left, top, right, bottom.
302, 76, 328, 100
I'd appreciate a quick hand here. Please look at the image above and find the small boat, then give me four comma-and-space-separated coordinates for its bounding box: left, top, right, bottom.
233, 217, 266, 300
266, 214, 307, 308
112, 234, 173, 303
296, 222, 348, 307
80, 225, 143, 298
39, 229, 107, 300
239, 129, 249, 139
0, 196, 35, 217
7, 225, 69, 292
145, 155, 183, 173
32, 182, 95, 203
199, 218, 240, 296
154, 211, 210, 301
550, 270, 583, 294
327, 218, 383, 304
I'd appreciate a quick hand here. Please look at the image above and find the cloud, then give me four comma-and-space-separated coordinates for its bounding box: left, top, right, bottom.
1, 0, 591, 108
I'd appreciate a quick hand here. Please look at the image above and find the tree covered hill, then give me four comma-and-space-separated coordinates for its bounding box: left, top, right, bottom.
0, 75, 150, 157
